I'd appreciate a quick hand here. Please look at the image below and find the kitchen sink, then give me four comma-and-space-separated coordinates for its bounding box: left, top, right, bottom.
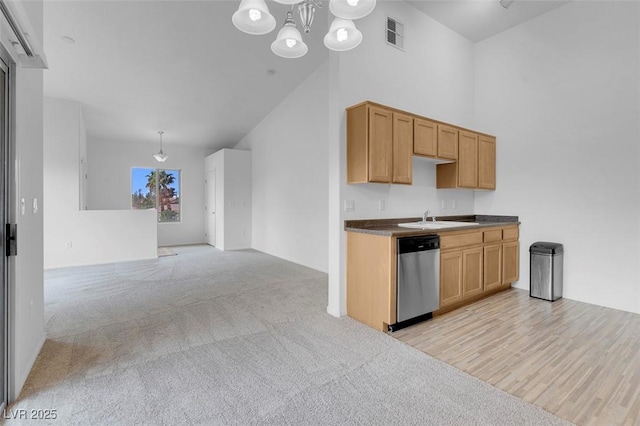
398, 221, 479, 229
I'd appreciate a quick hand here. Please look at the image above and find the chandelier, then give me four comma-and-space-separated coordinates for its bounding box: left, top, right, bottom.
232, 0, 376, 59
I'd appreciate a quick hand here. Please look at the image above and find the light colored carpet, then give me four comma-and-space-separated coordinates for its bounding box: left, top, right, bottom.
10, 245, 570, 425
157, 247, 177, 257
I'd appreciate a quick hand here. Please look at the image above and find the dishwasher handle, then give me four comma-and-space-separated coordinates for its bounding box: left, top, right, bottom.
397, 235, 439, 254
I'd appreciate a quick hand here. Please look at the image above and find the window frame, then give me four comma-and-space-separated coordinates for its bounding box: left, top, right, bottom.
131, 167, 182, 224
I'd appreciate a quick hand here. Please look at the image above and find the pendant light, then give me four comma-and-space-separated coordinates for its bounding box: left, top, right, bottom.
271, 11, 308, 59
329, 0, 376, 20
153, 131, 168, 163
232, 0, 276, 35
324, 18, 362, 51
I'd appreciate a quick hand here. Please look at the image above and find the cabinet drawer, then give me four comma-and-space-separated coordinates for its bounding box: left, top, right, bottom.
440, 232, 482, 250
483, 229, 502, 243
502, 227, 519, 241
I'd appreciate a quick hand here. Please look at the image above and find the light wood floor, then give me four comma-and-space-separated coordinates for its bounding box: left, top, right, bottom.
393, 288, 640, 426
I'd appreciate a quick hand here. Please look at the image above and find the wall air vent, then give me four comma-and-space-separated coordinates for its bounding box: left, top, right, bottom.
386, 17, 404, 51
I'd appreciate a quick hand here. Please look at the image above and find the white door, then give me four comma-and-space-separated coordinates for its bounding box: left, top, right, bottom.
206, 170, 216, 246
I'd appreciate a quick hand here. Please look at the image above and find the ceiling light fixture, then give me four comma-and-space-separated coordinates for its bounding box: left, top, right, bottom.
500, 0, 514, 9
232, 0, 376, 59
153, 131, 168, 163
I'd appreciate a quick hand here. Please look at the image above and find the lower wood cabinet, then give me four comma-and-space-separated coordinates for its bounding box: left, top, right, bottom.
440, 245, 483, 308
483, 244, 502, 291
440, 251, 463, 307
502, 241, 520, 284
462, 247, 483, 299
345, 223, 520, 331
438, 224, 519, 314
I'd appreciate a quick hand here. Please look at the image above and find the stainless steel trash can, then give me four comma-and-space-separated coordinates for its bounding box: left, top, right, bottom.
530, 242, 563, 301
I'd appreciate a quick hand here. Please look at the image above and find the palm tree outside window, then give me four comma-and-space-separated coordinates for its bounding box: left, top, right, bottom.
131, 168, 181, 223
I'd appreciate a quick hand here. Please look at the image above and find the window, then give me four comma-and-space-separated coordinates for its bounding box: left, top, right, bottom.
131, 168, 181, 223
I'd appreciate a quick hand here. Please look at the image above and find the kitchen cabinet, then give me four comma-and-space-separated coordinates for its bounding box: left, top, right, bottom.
478, 135, 496, 190
437, 224, 519, 314
440, 251, 463, 307
346, 231, 397, 331
502, 226, 519, 285
458, 131, 478, 188
413, 118, 438, 157
346, 102, 412, 184
367, 105, 393, 182
462, 247, 483, 299
436, 130, 495, 190
346, 101, 495, 189
437, 125, 459, 160
346, 222, 520, 331
440, 230, 483, 308
484, 226, 519, 290
393, 112, 413, 184
483, 244, 502, 291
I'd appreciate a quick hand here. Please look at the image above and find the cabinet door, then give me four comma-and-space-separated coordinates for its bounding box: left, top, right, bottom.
368, 106, 393, 183
392, 113, 413, 184
462, 247, 483, 299
484, 244, 502, 291
437, 125, 458, 160
440, 251, 463, 307
502, 241, 520, 285
414, 118, 437, 157
458, 131, 478, 188
478, 135, 496, 190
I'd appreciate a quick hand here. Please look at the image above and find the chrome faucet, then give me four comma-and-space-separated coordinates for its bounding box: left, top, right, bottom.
423, 210, 430, 222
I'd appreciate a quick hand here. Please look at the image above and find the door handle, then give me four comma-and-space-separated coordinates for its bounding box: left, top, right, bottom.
5, 223, 16, 256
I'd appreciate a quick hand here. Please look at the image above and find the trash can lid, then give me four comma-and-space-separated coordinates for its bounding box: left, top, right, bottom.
530, 242, 564, 255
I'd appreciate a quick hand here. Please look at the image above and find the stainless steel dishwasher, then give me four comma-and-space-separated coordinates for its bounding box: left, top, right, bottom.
389, 235, 440, 332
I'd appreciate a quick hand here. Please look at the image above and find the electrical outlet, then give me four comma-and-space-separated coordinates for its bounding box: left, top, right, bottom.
66, 241, 73, 249
452, 200, 457, 209
32, 198, 38, 214
441, 200, 446, 210
378, 200, 386, 211
344, 200, 355, 212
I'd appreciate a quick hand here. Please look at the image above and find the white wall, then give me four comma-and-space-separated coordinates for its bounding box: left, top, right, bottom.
87, 137, 213, 246
328, 2, 478, 316
204, 149, 252, 251
44, 98, 158, 269
10, 0, 45, 401
235, 64, 329, 272
474, 1, 640, 313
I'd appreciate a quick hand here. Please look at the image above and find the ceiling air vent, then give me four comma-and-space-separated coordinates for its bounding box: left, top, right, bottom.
386, 17, 404, 51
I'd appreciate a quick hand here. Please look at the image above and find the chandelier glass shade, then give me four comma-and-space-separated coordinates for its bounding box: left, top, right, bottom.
271, 11, 308, 58
153, 131, 168, 163
232, 0, 277, 35
329, 0, 376, 20
324, 18, 362, 51
232, 0, 375, 58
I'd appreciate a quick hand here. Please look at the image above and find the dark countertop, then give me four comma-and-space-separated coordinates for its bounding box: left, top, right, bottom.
344, 215, 519, 237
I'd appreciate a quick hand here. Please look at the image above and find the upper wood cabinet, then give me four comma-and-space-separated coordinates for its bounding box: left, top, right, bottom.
346, 101, 495, 189
347, 102, 412, 184
368, 106, 394, 182
413, 118, 438, 157
437, 125, 458, 160
478, 135, 496, 190
436, 130, 496, 190
458, 131, 478, 188
393, 112, 413, 184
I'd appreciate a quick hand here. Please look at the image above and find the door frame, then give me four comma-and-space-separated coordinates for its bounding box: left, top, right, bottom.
206, 169, 216, 247
0, 40, 16, 406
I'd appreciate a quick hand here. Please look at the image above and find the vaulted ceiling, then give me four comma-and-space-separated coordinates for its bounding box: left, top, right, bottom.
43, 1, 570, 151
